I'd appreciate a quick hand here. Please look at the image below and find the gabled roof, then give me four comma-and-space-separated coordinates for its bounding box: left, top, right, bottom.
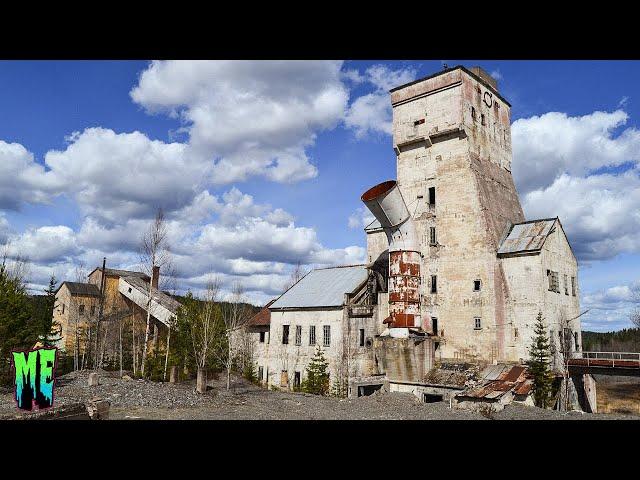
88, 267, 150, 281
247, 299, 276, 327
497, 218, 557, 257
56, 282, 102, 297
270, 265, 368, 310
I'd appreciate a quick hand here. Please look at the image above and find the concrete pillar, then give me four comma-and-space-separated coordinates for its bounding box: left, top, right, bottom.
169, 366, 179, 383
196, 367, 207, 394
88, 372, 99, 387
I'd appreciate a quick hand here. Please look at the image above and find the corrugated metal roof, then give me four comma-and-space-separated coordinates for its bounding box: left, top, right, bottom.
270, 265, 368, 309
457, 365, 531, 400
497, 218, 556, 256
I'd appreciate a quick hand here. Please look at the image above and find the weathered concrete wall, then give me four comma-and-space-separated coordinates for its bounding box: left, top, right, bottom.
373, 336, 434, 383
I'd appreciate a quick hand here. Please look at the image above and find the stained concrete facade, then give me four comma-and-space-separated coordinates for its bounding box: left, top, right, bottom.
366, 65, 580, 365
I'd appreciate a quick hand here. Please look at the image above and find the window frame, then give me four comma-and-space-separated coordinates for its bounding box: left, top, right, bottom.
473, 279, 481, 292
430, 275, 437, 294
323, 325, 331, 347
309, 325, 316, 345
474, 317, 482, 330
295, 325, 302, 346
282, 325, 290, 345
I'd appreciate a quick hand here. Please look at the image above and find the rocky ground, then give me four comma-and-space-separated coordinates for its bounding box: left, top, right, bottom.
1, 369, 639, 420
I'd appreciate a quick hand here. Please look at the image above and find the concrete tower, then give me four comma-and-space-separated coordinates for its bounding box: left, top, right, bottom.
367, 66, 543, 363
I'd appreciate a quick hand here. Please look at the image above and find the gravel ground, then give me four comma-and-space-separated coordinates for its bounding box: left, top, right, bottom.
1, 370, 639, 420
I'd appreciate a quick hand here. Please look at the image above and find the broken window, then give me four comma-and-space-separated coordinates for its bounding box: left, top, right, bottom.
474, 317, 482, 330
323, 325, 331, 347
430, 275, 437, 294
564, 274, 569, 295
282, 325, 290, 345
547, 270, 559, 293
294, 371, 301, 389
431, 317, 438, 336
295, 325, 302, 346
429, 226, 437, 245
474, 279, 481, 292
413, 118, 425, 126
359, 328, 365, 347
309, 325, 316, 345
571, 276, 576, 296
79, 305, 85, 315
259, 331, 265, 343
428, 186, 436, 205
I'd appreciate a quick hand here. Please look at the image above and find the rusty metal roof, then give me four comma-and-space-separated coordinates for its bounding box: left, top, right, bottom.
270, 265, 368, 309
247, 299, 275, 327
458, 365, 531, 401
497, 218, 557, 256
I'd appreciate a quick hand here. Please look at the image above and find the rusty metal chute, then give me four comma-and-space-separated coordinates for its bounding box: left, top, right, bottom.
361, 180, 422, 331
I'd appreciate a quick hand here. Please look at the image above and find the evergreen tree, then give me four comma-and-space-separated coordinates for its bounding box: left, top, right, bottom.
527, 312, 555, 408
33, 275, 62, 346
302, 345, 330, 395
0, 262, 35, 384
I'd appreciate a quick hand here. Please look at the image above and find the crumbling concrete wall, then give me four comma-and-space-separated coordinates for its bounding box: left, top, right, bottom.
373, 336, 434, 383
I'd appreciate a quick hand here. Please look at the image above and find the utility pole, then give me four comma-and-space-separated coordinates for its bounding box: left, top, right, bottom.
95, 257, 106, 371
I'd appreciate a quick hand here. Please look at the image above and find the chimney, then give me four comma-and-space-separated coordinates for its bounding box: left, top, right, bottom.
152, 265, 160, 289
361, 180, 423, 332
470, 66, 498, 91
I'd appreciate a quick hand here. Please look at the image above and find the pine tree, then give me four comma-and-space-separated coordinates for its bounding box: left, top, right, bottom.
302, 345, 330, 395
527, 312, 555, 408
35, 275, 62, 346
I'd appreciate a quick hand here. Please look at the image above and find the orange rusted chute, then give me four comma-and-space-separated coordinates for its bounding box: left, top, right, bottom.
361, 180, 422, 332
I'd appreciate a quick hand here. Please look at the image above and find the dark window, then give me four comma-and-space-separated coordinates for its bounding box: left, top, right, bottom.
258, 366, 263, 380
431, 275, 437, 294
295, 325, 302, 346
423, 393, 443, 403
471, 106, 477, 121
62, 304, 65, 314
413, 118, 425, 126
259, 331, 265, 343
428, 187, 436, 205
474, 317, 482, 330
323, 325, 331, 347
282, 325, 290, 345
294, 371, 301, 389
431, 317, 438, 336
309, 326, 316, 345
574, 332, 579, 351
90, 305, 96, 315
429, 226, 437, 245
79, 305, 85, 315
571, 276, 576, 296
128, 287, 132, 293
359, 329, 365, 347
474, 279, 481, 292
564, 274, 569, 295
481, 113, 486, 126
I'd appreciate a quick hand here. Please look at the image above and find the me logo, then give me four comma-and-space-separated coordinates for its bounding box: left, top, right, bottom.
11, 347, 57, 411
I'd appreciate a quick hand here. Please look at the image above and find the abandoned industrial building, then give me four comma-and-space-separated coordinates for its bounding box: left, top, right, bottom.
245, 65, 589, 410
53, 266, 180, 357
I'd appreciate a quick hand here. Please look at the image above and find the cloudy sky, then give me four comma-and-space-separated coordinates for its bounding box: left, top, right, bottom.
1, 60, 639, 332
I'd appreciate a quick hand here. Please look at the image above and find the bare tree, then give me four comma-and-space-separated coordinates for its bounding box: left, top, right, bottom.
215, 281, 251, 390
139, 208, 171, 376
283, 261, 307, 292
181, 277, 221, 393
630, 284, 640, 329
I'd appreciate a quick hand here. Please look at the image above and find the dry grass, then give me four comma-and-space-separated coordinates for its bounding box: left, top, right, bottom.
596, 378, 640, 415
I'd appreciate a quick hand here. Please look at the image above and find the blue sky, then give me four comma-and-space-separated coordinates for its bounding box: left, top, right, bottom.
1, 60, 639, 332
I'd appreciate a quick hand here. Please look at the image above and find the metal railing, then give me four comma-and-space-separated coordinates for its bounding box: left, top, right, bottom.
570, 351, 640, 368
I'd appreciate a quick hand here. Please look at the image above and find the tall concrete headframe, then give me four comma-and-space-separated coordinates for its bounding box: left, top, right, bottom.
365, 65, 581, 364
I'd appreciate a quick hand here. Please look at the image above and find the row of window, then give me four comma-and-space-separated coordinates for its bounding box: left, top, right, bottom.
277, 324, 331, 347
60, 304, 96, 315
426, 276, 482, 294
547, 270, 577, 296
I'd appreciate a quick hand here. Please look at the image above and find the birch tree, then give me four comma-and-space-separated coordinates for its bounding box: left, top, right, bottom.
139, 208, 171, 376
215, 281, 251, 390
